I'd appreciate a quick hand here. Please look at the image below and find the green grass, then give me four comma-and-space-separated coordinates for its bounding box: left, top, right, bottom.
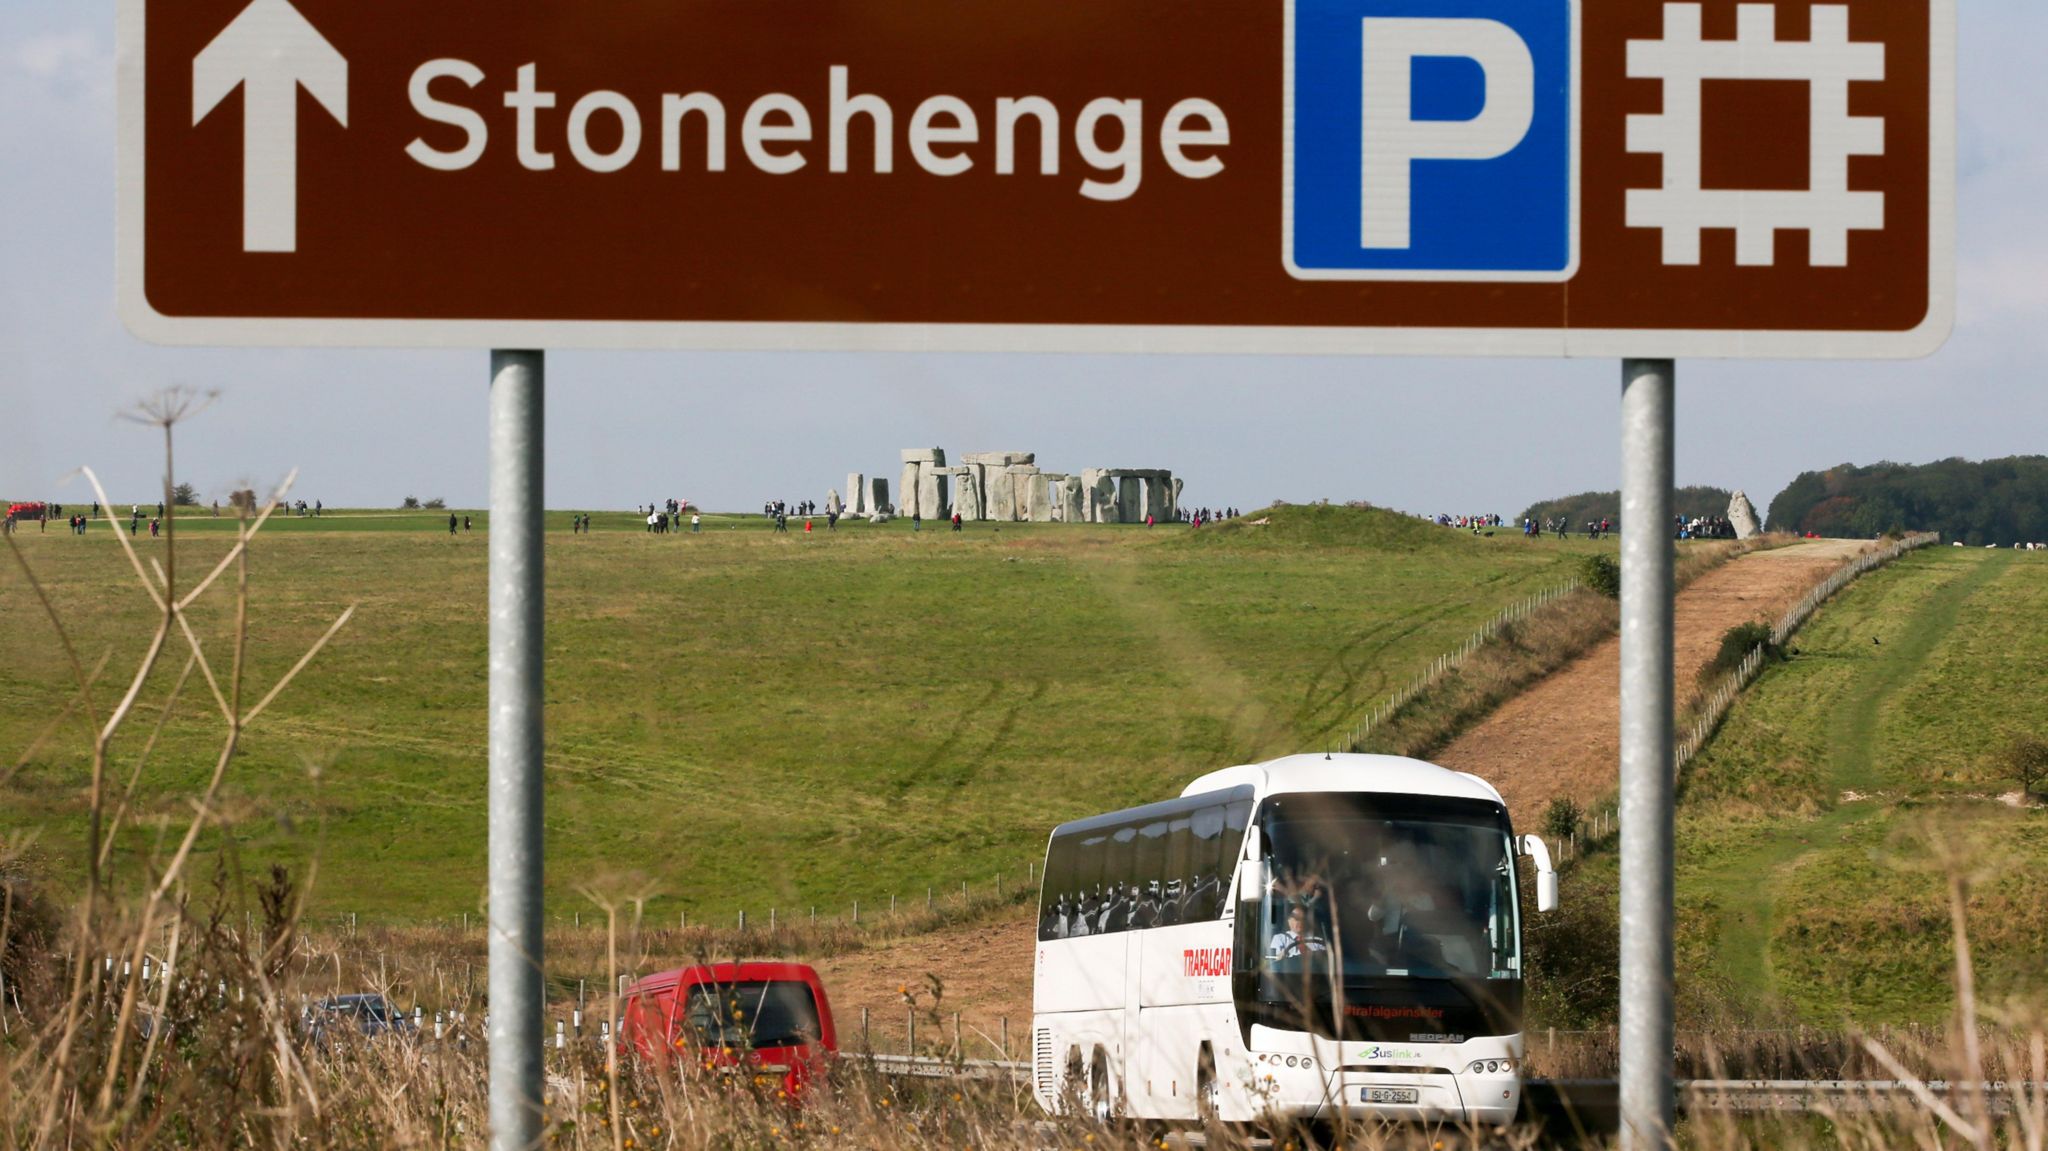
0, 504, 1598, 925
1673, 548, 2048, 1023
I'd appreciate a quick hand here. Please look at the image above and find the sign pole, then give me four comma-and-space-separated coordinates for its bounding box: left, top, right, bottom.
487, 349, 545, 1151
1617, 358, 1675, 1151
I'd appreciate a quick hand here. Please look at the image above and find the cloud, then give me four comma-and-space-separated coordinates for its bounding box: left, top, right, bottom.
11, 28, 112, 105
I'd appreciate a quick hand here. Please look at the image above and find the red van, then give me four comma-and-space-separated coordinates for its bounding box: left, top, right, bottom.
619, 963, 837, 1098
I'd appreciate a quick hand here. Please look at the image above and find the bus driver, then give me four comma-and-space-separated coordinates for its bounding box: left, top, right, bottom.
1267, 903, 1328, 961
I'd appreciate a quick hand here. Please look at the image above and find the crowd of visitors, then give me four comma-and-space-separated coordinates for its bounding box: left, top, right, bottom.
1179, 506, 1239, 526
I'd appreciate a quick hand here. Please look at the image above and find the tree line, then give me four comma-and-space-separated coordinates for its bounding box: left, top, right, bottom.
1517, 485, 1734, 531
1765, 456, 2048, 545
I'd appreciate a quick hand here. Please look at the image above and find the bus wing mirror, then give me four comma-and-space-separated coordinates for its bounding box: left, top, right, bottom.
1238, 860, 1267, 905
1237, 827, 1265, 903
1520, 834, 1559, 913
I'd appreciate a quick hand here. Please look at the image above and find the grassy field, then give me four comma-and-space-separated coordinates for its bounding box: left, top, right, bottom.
1671, 547, 2048, 1023
1, 504, 1604, 925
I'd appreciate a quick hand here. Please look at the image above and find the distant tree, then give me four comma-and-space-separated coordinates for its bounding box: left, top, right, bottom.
1699, 620, 1782, 687
400, 496, 421, 510
1579, 554, 1620, 600
2005, 736, 2048, 800
171, 482, 199, 506
1543, 796, 1583, 846
423, 497, 447, 510
1765, 456, 2048, 545
1520, 485, 1735, 532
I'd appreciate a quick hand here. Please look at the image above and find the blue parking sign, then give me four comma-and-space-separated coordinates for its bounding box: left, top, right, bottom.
1285, 0, 1578, 280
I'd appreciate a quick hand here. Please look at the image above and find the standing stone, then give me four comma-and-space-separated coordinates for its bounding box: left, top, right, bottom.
900, 461, 922, 519
953, 469, 983, 521
1082, 469, 1117, 522
1006, 465, 1044, 522
1117, 475, 1144, 523
1171, 477, 1185, 519
919, 466, 950, 521
1143, 475, 1171, 523
870, 477, 890, 515
847, 472, 867, 516
826, 489, 842, 517
959, 465, 986, 519
1728, 490, 1763, 539
986, 467, 1017, 522
1056, 477, 1084, 523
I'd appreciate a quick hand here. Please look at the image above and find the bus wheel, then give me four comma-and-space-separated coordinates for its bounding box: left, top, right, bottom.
1196, 1044, 1219, 1123
1089, 1050, 1114, 1125
1061, 1048, 1086, 1117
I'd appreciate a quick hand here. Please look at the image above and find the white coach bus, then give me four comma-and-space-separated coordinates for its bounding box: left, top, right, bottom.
1030, 753, 1558, 1127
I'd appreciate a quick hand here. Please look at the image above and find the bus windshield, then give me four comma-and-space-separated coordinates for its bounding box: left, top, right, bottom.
1255, 792, 1520, 982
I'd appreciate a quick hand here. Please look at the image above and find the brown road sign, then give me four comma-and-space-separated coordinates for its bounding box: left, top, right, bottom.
118, 0, 1954, 356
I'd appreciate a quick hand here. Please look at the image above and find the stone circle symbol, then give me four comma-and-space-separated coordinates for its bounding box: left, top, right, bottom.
1626, 3, 1886, 267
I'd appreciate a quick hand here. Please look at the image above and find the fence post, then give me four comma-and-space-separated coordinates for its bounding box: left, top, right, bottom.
953, 1012, 962, 1057
1001, 1015, 1010, 1060
853, 900, 859, 924
862, 1005, 870, 1050
907, 1008, 916, 1055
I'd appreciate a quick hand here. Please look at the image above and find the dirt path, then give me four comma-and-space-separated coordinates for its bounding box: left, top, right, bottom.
1435, 539, 1872, 831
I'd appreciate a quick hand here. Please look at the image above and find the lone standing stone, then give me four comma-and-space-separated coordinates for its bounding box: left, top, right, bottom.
870, 477, 890, 515
1727, 490, 1763, 540
847, 472, 867, 516
826, 489, 842, 517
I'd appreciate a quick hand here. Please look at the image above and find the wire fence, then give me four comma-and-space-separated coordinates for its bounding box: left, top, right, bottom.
1673, 532, 1941, 777
1342, 579, 1581, 751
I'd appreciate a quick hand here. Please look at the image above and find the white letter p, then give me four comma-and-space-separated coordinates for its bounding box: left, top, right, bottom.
1360, 18, 1535, 250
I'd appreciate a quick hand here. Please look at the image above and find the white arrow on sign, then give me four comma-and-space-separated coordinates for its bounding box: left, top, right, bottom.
192, 0, 347, 253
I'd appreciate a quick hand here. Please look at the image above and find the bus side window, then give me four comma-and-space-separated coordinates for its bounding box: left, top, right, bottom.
1040, 835, 1074, 941
1135, 820, 1168, 927
1106, 826, 1139, 934
1189, 805, 1225, 921
1162, 816, 1192, 925
1077, 834, 1109, 935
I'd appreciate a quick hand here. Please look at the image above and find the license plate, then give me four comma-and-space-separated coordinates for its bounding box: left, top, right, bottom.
1363, 1087, 1419, 1105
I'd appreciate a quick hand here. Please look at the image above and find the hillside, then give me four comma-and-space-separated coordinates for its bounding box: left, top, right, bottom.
1766, 455, 2048, 545
1529, 548, 2048, 1028
0, 505, 1598, 925
1671, 547, 2048, 1022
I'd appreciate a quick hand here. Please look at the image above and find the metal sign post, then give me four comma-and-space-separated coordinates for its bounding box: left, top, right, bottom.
487, 350, 545, 1151
1618, 358, 1676, 1151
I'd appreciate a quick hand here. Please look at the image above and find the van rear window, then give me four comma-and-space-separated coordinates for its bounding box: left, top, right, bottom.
679, 981, 821, 1050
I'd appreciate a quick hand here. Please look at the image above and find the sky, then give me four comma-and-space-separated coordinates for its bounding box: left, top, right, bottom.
3, 2, 2045, 519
